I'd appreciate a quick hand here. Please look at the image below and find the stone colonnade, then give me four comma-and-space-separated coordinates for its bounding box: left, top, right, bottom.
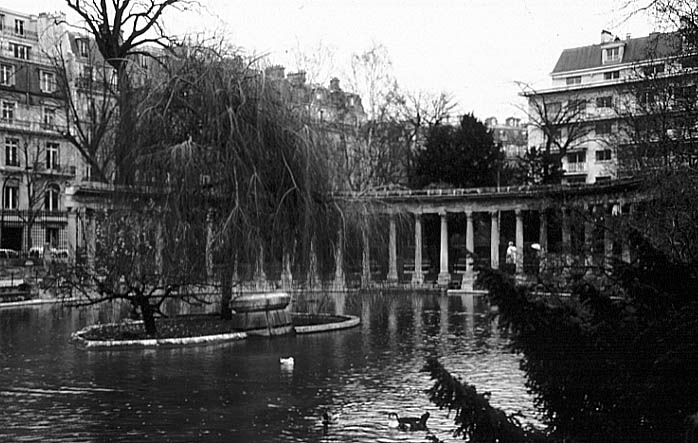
74, 187, 638, 291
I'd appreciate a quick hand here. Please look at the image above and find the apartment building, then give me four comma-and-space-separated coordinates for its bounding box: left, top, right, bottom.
0, 7, 90, 253
525, 30, 695, 183
485, 116, 528, 160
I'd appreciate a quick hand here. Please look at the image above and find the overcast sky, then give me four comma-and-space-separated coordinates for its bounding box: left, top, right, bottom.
8, 0, 658, 121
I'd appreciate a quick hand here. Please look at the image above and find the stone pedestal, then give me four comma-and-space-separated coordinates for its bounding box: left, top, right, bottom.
231, 292, 293, 336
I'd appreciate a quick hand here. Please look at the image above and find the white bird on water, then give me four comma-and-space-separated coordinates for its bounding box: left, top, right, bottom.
280, 357, 294, 367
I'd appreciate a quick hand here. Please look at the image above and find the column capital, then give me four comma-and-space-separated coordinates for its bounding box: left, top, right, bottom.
465, 209, 474, 218
490, 210, 498, 218
515, 208, 523, 216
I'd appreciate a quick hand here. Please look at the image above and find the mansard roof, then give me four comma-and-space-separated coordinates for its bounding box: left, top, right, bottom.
552, 32, 683, 73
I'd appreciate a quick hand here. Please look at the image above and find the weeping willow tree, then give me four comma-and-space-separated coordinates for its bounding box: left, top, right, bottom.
132, 43, 345, 320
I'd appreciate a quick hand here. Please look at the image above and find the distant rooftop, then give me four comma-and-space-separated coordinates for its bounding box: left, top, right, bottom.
552, 32, 684, 73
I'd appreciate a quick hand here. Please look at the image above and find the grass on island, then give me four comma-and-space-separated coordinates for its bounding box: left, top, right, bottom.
81, 313, 349, 341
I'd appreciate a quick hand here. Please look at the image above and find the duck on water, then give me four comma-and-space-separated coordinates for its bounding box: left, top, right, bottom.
388, 412, 430, 431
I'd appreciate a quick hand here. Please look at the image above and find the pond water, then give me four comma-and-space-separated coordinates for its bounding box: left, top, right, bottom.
0, 291, 539, 442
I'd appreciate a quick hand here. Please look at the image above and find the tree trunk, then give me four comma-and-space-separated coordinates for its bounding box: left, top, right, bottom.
136, 294, 157, 336
220, 265, 232, 320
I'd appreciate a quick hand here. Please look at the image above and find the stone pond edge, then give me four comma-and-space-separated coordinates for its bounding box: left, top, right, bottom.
71, 314, 361, 349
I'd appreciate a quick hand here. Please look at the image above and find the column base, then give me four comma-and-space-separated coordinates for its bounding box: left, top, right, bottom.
410, 272, 424, 286
461, 271, 475, 291
437, 272, 451, 287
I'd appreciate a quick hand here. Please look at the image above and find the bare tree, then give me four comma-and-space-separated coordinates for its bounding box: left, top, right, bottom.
62, 0, 192, 184
519, 82, 593, 184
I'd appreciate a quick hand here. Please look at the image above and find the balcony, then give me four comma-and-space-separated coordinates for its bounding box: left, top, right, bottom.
0, 117, 66, 134
565, 162, 588, 173
0, 27, 39, 41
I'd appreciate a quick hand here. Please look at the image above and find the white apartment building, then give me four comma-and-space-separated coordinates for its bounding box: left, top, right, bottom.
525, 30, 695, 183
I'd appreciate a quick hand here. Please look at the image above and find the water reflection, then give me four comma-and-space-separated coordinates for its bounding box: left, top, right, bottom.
0, 292, 537, 442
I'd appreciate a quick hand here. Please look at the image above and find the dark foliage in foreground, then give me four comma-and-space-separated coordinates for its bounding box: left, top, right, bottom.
473, 234, 698, 443
422, 358, 549, 443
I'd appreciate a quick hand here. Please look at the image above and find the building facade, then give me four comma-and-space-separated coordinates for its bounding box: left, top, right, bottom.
485, 116, 528, 160
525, 30, 696, 183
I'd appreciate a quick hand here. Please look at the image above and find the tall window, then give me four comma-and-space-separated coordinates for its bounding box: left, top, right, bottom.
14, 19, 24, 36
40, 71, 55, 93
5, 137, 19, 166
547, 101, 561, 115
595, 149, 612, 162
43, 107, 56, 128
595, 122, 613, 135
596, 96, 613, 108
3, 184, 18, 209
78, 39, 89, 57
2, 101, 15, 123
604, 47, 621, 63
46, 142, 59, 170
45, 184, 60, 211
10, 43, 29, 60
0, 64, 14, 86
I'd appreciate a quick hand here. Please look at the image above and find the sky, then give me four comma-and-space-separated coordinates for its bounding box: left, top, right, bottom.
7, 0, 658, 121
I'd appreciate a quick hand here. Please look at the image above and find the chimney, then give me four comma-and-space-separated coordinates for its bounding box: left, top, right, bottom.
287, 71, 307, 87
626, 33, 631, 41
485, 117, 497, 128
329, 77, 341, 91
265, 65, 285, 81
601, 30, 613, 44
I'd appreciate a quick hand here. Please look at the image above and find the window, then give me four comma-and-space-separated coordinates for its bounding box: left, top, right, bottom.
44, 184, 60, 211
595, 122, 612, 135
10, 43, 29, 60
604, 47, 621, 63
639, 90, 656, 106
0, 64, 14, 86
596, 96, 613, 108
547, 101, 561, 115
14, 19, 24, 36
40, 71, 55, 93
140, 55, 148, 68
43, 107, 56, 128
569, 99, 587, 113
3, 184, 18, 209
568, 151, 587, 163
46, 143, 59, 170
78, 39, 89, 57
643, 64, 665, 77
5, 137, 19, 166
595, 149, 612, 161
566, 76, 582, 85
2, 101, 15, 123
604, 71, 620, 80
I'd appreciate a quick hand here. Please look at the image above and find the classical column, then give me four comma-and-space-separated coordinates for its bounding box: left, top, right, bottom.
387, 215, 399, 283
463, 210, 475, 290
437, 211, 450, 287
66, 209, 78, 265
205, 209, 214, 281
254, 244, 267, 289
584, 205, 594, 273
280, 248, 293, 290
561, 207, 571, 253
622, 203, 634, 263
411, 213, 424, 285
155, 218, 164, 278
332, 227, 346, 291
539, 209, 548, 273
307, 238, 320, 289
515, 209, 524, 275
490, 211, 500, 270
604, 205, 614, 270
85, 209, 96, 274
361, 226, 371, 288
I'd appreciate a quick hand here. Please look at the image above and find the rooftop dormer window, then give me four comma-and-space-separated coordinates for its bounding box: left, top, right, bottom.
78, 39, 89, 57
603, 46, 623, 64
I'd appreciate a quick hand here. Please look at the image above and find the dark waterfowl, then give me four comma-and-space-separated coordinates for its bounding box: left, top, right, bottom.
387, 412, 430, 431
